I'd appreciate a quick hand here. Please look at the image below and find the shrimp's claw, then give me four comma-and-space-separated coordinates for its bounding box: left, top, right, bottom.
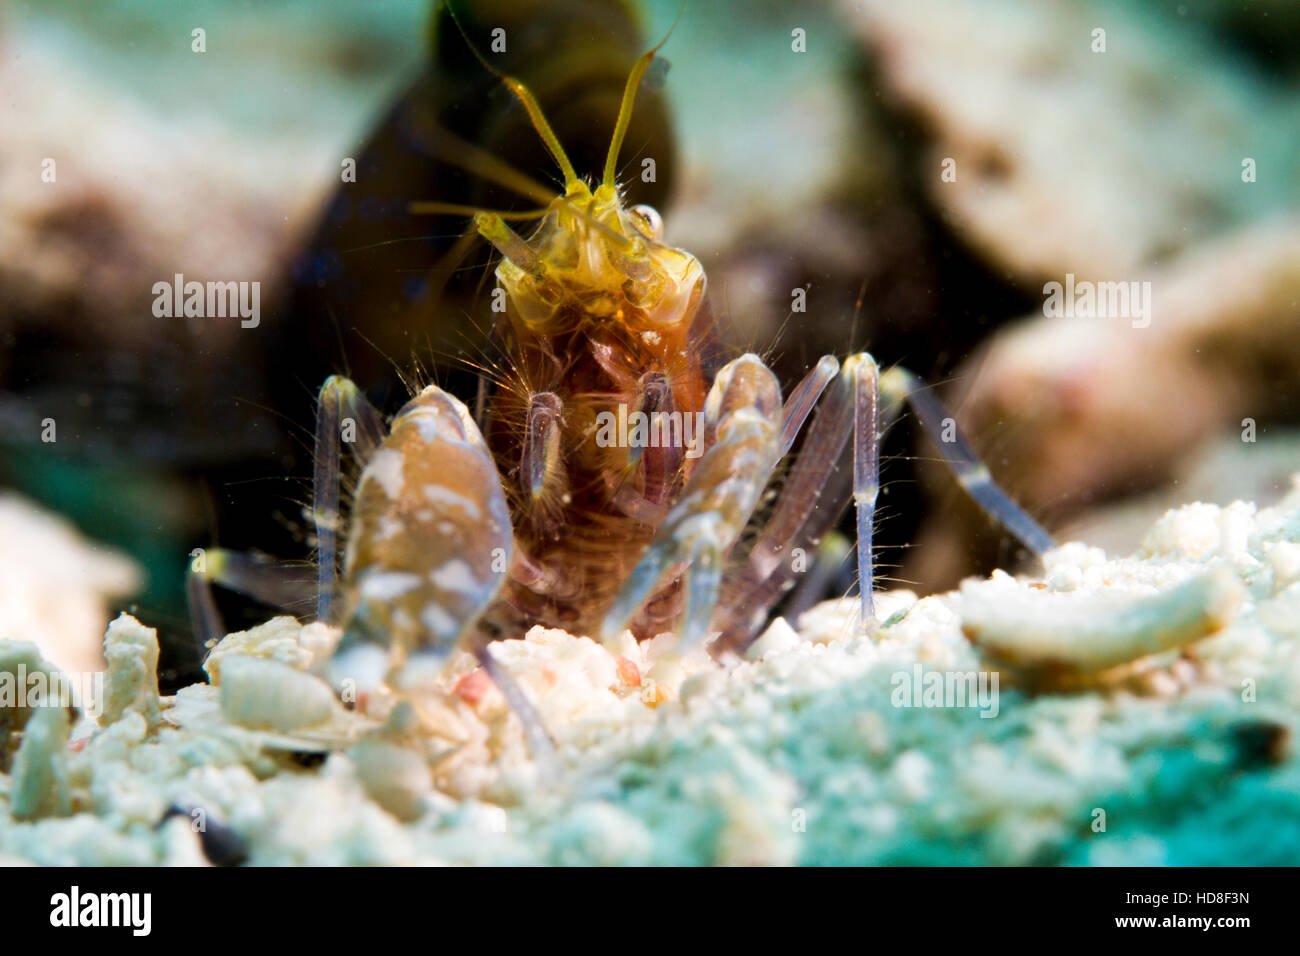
330, 383, 512, 686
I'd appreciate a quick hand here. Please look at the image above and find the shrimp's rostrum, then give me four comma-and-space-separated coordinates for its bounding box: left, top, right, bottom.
192, 22, 1055, 753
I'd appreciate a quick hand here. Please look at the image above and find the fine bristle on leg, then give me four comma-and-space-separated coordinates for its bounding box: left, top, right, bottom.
881, 367, 1055, 557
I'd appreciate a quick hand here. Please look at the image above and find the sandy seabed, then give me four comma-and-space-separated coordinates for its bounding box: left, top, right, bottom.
2, 482, 1300, 865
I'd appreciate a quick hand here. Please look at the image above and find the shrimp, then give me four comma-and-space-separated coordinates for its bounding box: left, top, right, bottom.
190, 3, 1054, 759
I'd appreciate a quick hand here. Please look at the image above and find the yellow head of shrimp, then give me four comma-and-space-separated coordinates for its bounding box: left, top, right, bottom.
477, 184, 704, 338
468, 32, 705, 343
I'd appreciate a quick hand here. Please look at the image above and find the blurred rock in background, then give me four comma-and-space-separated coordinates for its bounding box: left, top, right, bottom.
0, 0, 429, 681
837, 0, 1300, 589
0, 494, 139, 675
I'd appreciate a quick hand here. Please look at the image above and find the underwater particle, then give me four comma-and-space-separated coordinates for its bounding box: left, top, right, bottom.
453, 667, 492, 706
615, 656, 641, 688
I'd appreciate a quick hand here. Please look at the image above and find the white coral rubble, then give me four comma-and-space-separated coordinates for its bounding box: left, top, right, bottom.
3, 482, 1300, 865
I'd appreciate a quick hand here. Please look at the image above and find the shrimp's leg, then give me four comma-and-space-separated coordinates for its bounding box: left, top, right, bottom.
850, 361, 1053, 627
609, 371, 685, 525
602, 354, 783, 653
715, 354, 884, 649
851, 354, 883, 625
186, 375, 385, 646
714, 355, 1053, 646
186, 552, 318, 653
189, 551, 316, 614
880, 366, 1055, 557
186, 568, 226, 651
472, 633, 557, 777
520, 391, 568, 532
314, 375, 386, 625
778, 354, 840, 455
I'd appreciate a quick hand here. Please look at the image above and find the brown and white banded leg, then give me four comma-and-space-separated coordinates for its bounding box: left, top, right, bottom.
190, 376, 554, 763
601, 353, 784, 653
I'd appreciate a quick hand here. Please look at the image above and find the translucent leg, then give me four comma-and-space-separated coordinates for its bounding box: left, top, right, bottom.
881, 367, 1055, 557
847, 359, 1053, 630
186, 569, 225, 651
609, 371, 687, 525
185, 550, 318, 654
602, 354, 783, 653
778, 354, 839, 455
715, 352, 1053, 645
195, 550, 316, 608
714, 354, 855, 647
313, 375, 386, 625
472, 637, 558, 778
851, 354, 881, 625
520, 391, 567, 531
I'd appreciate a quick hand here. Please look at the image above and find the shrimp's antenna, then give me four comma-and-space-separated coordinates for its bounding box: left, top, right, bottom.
443, 1, 579, 190
408, 202, 551, 221
602, 2, 685, 188
408, 123, 558, 206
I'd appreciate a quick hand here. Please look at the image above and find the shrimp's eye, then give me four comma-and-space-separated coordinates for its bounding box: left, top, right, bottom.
630, 204, 663, 240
